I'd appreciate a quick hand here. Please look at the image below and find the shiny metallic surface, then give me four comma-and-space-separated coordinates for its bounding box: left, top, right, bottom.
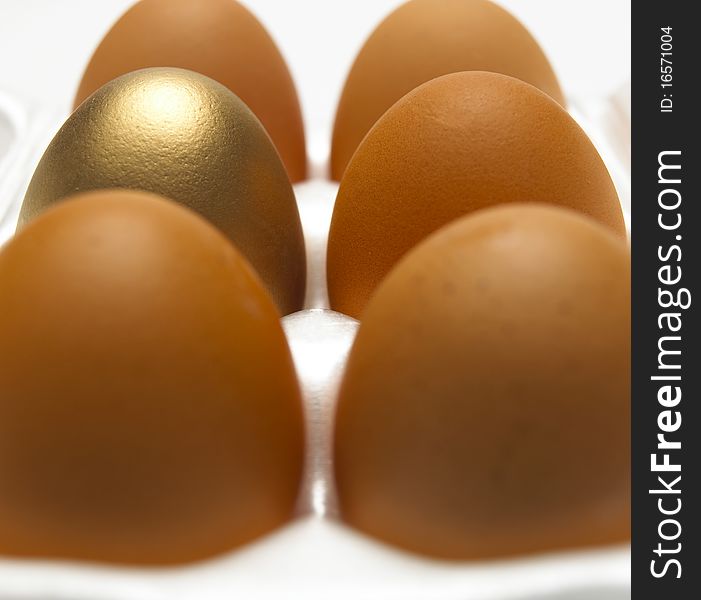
19, 68, 306, 315
73, 0, 308, 183
282, 309, 359, 517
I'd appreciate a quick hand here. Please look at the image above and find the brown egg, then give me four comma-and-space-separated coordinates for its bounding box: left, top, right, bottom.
331, 0, 564, 179
21, 67, 305, 315
74, 0, 306, 182
334, 204, 631, 560
0, 190, 304, 565
327, 71, 625, 318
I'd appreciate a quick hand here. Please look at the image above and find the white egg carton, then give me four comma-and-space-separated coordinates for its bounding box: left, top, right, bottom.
0, 82, 630, 599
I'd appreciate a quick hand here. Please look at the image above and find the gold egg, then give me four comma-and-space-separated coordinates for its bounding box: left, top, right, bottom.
73, 0, 307, 183
20, 67, 305, 315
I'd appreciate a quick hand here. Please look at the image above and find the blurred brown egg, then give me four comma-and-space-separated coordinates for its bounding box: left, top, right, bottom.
331, 0, 564, 179
334, 204, 631, 560
74, 0, 306, 182
21, 67, 305, 315
0, 190, 304, 565
327, 71, 625, 318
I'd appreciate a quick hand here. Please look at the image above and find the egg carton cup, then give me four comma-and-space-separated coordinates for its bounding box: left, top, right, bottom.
0, 86, 631, 599
0, 91, 66, 245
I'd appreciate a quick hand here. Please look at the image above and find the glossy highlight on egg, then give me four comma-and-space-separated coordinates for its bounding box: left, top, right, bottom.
21, 67, 306, 315
74, 0, 307, 182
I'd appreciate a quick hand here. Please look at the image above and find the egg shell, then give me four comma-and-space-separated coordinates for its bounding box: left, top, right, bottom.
331, 0, 564, 180
74, 0, 307, 182
334, 204, 630, 560
21, 67, 306, 315
327, 71, 625, 318
0, 190, 305, 565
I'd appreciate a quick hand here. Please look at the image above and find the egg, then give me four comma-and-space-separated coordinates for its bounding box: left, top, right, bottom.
21, 67, 305, 315
327, 71, 625, 318
0, 190, 304, 565
74, 0, 306, 182
330, 0, 564, 180
334, 204, 630, 560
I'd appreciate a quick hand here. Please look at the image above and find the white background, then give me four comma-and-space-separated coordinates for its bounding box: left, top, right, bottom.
0, 0, 630, 157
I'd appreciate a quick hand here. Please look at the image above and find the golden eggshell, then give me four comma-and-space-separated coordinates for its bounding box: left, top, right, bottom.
21, 67, 305, 315
0, 190, 304, 565
327, 71, 625, 318
74, 0, 306, 182
334, 204, 631, 560
331, 0, 564, 179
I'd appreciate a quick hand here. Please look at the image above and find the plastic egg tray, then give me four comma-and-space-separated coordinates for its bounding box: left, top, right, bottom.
0, 6, 631, 599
